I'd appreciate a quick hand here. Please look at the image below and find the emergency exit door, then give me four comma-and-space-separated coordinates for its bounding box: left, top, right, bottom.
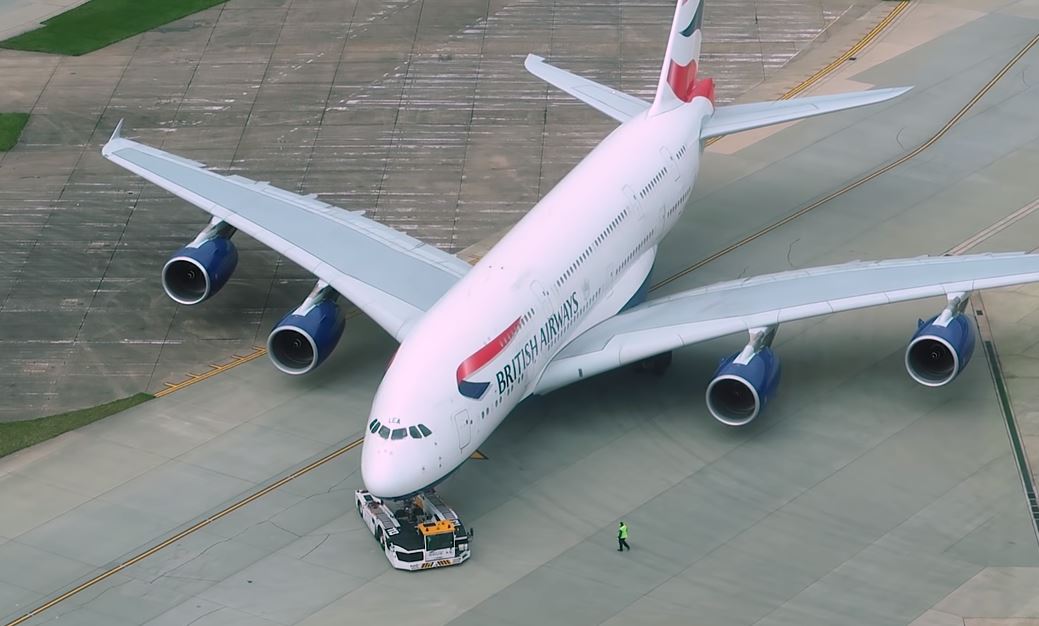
452, 409, 471, 450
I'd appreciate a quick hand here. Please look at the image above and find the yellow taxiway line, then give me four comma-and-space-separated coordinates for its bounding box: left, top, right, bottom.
4, 437, 365, 626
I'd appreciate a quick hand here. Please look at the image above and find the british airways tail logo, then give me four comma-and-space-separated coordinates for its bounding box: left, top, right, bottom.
667, 0, 712, 103
456, 317, 522, 400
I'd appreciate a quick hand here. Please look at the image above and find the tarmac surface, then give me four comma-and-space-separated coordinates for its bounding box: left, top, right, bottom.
5, 0, 1039, 625
0, 0, 879, 421
0, 0, 92, 41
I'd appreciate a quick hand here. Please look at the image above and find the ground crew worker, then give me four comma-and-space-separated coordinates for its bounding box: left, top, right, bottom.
617, 521, 630, 551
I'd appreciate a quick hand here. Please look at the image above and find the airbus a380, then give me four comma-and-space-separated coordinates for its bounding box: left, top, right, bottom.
103, 0, 1039, 499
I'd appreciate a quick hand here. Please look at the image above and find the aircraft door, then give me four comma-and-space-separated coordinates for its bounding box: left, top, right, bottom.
452, 409, 472, 451
622, 184, 641, 214
661, 147, 680, 181
530, 280, 551, 310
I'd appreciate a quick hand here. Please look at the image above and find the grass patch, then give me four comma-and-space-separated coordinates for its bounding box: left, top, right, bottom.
0, 0, 227, 56
0, 113, 29, 151
0, 393, 153, 458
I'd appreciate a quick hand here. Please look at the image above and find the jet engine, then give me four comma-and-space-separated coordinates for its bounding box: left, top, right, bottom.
162, 220, 238, 305
268, 282, 346, 375
705, 327, 781, 426
905, 294, 975, 387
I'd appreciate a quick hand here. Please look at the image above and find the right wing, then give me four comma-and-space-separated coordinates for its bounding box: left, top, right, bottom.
701, 87, 912, 140
536, 253, 1039, 393
102, 123, 469, 341
524, 54, 651, 123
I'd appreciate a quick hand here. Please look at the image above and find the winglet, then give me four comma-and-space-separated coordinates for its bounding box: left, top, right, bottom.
101, 119, 125, 158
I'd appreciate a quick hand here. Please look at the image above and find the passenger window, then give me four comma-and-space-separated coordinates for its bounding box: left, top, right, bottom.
391, 428, 406, 440
378, 425, 390, 439
418, 424, 432, 437
409, 426, 421, 439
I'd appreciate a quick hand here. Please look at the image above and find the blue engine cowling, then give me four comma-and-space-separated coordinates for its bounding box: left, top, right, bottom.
905, 313, 975, 387
162, 237, 238, 305
705, 347, 781, 426
267, 298, 346, 375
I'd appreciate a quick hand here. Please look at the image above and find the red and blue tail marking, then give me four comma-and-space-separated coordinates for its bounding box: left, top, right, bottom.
455, 317, 522, 399
651, 0, 714, 115
666, 0, 712, 103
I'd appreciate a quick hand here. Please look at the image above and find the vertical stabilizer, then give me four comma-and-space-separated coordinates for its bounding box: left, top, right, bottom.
649, 0, 714, 116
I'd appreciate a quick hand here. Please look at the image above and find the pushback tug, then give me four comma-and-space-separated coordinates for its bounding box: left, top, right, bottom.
355, 489, 472, 570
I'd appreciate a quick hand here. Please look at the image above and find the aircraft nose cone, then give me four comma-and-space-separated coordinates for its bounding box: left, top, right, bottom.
361, 433, 415, 498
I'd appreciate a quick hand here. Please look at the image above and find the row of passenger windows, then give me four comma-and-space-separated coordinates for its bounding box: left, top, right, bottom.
369, 419, 433, 441
667, 188, 692, 219
639, 167, 669, 199
614, 229, 656, 277
554, 208, 629, 289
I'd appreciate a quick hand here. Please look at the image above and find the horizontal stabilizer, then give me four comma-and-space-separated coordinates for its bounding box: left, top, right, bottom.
701, 87, 912, 140
524, 54, 649, 123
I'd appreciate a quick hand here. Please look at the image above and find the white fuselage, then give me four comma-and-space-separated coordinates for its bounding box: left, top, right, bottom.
361, 99, 713, 498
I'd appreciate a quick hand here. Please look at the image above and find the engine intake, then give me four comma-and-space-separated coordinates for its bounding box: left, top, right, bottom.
268, 284, 345, 375
162, 221, 238, 305
706, 335, 781, 426
905, 307, 975, 387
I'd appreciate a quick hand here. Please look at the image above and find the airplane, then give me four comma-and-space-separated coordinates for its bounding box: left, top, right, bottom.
102, 0, 1039, 500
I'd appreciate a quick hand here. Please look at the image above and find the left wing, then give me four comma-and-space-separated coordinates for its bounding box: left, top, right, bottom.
103, 123, 470, 340
536, 253, 1039, 393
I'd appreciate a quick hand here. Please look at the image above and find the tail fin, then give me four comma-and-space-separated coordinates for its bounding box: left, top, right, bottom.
649, 0, 713, 116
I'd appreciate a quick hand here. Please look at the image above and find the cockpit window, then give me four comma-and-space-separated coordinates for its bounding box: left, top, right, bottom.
391, 428, 406, 440
408, 426, 421, 439
418, 424, 432, 437
369, 420, 380, 434
378, 425, 390, 439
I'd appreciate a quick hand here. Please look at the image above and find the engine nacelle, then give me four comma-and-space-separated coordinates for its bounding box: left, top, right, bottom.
905, 311, 975, 387
162, 222, 238, 305
268, 285, 345, 375
706, 347, 781, 426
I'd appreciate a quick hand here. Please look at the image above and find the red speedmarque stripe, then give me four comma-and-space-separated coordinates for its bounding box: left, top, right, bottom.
455, 317, 522, 384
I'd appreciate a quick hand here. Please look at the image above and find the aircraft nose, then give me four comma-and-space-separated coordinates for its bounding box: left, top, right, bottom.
361, 432, 416, 498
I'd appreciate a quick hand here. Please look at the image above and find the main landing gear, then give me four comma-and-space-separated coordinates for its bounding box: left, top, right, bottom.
632, 351, 673, 375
